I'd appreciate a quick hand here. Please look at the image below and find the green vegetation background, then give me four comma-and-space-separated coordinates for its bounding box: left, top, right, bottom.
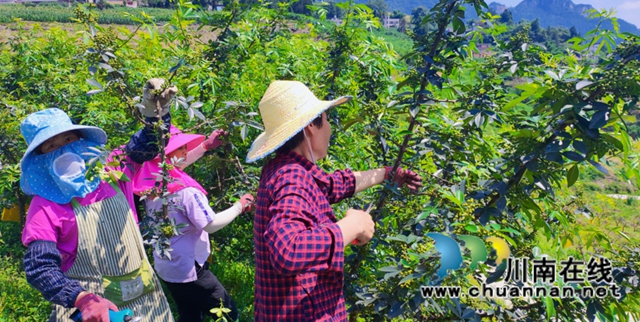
0, 1, 639, 321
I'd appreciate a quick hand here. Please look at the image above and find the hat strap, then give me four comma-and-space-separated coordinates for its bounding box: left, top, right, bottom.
303, 130, 316, 164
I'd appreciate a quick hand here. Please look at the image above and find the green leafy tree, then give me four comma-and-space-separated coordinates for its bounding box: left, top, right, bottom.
326, 1, 344, 19
390, 9, 404, 19
365, 0, 388, 20
570, 25, 580, 37
289, 0, 312, 15
410, 5, 429, 36
499, 8, 513, 25
531, 17, 541, 35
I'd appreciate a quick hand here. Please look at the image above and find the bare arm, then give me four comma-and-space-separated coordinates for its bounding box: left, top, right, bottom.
353, 168, 386, 194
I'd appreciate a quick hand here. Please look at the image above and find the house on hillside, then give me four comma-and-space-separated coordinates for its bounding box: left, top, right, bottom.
382, 15, 400, 29
330, 14, 401, 29
330, 16, 342, 25
473, 43, 492, 58
12, 0, 59, 3
104, 0, 137, 7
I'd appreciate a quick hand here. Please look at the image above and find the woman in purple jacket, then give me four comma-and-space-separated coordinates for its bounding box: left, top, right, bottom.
133, 125, 254, 322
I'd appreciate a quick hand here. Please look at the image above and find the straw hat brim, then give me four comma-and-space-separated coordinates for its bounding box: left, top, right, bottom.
246, 96, 351, 163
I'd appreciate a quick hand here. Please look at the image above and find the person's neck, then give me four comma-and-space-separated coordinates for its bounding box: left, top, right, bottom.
291, 146, 314, 163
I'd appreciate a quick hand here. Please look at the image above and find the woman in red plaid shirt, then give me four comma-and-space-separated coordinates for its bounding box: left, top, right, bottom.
246, 81, 422, 321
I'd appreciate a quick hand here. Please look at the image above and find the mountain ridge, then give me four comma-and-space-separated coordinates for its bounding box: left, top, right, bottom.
509, 0, 638, 35
378, 0, 638, 35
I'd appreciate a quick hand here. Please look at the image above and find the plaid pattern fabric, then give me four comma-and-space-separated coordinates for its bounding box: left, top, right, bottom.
254, 151, 356, 322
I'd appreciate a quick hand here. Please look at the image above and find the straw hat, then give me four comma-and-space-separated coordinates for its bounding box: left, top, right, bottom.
246, 81, 351, 163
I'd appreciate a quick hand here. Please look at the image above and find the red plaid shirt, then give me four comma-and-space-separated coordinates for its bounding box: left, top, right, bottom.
254, 151, 356, 322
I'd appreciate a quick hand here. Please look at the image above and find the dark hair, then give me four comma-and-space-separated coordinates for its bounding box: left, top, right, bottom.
276, 114, 324, 154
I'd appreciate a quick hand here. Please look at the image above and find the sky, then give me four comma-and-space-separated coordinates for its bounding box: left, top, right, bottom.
496, 0, 640, 28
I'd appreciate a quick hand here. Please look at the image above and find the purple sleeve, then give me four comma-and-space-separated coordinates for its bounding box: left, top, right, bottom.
181, 188, 215, 230
326, 169, 356, 204
24, 240, 84, 308
22, 197, 72, 246
264, 167, 344, 276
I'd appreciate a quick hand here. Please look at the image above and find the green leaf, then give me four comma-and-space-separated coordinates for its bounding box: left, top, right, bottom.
499, 228, 522, 235
590, 111, 610, 129
341, 118, 362, 131
588, 159, 609, 175
464, 224, 478, 233
563, 151, 585, 162
504, 83, 540, 110
573, 140, 588, 155
443, 190, 462, 207
379, 266, 400, 273
509, 63, 518, 74
86, 89, 103, 96
602, 134, 623, 151
453, 17, 466, 34
545, 297, 556, 319
620, 131, 633, 153
567, 165, 579, 187
399, 272, 422, 284
110, 170, 130, 183
545, 70, 560, 81
576, 80, 594, 90
86, 78, 103, 89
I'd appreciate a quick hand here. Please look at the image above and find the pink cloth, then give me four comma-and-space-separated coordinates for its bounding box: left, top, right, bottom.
132, 158, 207, 197
21, 151, 140, 272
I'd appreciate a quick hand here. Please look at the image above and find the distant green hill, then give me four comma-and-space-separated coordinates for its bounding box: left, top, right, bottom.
510, 0, 638, 35
379, 0, 638, 35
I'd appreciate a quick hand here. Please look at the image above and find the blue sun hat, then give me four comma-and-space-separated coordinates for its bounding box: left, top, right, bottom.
20, 108, 107, 202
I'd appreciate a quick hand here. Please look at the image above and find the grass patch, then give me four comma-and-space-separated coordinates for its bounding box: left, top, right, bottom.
0, 221, 51, 322
372, 28, 413, 56
209, 252, 255, 321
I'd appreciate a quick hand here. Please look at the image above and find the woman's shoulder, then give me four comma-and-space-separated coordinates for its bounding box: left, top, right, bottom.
28, 195, 74, 215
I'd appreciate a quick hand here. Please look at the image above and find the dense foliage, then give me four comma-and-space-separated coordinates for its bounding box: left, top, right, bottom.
1, 0, 639, 321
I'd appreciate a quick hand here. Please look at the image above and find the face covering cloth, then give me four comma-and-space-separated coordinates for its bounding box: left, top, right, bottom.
20, 139, 102, 204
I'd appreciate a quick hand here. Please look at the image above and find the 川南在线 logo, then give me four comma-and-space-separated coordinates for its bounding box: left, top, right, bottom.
427, 233, 511, 278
